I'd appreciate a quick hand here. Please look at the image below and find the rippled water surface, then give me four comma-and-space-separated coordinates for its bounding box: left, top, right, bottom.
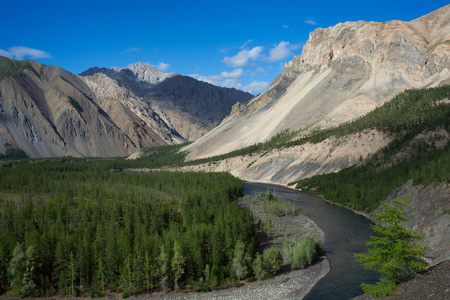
244, 182, 378, 300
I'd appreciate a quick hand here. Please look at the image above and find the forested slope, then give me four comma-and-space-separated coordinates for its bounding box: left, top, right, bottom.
290, 85, 450, 212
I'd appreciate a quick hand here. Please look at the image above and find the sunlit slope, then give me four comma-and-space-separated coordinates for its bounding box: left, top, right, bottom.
184, 5, 450, 160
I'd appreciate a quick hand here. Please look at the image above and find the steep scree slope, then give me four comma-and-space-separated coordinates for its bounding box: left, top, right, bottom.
184, 5, 450, 160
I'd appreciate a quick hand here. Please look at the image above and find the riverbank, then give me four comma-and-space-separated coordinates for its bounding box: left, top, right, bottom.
127, 188, 331, 299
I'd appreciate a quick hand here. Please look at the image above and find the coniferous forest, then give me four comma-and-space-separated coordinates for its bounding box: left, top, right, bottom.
0, 159, 256, 296
290, 86, 450, 212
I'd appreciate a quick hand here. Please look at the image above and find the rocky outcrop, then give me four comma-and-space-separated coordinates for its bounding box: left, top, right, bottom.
80, 63, 253, 141
184, 5, 450, 160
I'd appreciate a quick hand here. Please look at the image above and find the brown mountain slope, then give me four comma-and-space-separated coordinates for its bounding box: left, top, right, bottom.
184, 5, 450, 160
0, 58, 168, 157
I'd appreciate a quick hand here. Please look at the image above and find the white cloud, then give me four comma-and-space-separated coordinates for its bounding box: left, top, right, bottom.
282, 25, 290, 28
241, 39, 253, 49
222, 46, 264, 68
190, 68, 244, 90
189, 69, 269, 94
220, 68, 243, 79
189, 74, 223, 86
221, 79, 243, 89
242, 80, 269, 94
266, 41, 301, 62
0, 46, 50, 60
125, 47, 141, 52
305, 20, 318, 25
256, 67, 265, 73
155, 62, 170, 72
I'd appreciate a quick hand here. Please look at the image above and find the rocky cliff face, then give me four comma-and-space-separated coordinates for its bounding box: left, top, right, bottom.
81, 63, 254, 141
0, 58, 170, 157
184, 5, 450, 160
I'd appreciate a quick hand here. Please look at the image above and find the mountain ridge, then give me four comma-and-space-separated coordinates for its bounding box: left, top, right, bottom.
80, 63, 253, 140
184, 4, 450, 160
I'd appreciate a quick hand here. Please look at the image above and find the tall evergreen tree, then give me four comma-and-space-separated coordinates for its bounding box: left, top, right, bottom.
355, 197, 426, 297
171, 242, 185, 292
8, 243, 25, 296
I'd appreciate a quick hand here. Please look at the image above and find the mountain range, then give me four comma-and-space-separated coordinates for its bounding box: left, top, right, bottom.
0, 60, 252, 157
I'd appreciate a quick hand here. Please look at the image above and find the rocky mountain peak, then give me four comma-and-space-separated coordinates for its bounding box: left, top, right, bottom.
80, 62, 178, 97
115, 62, 178, 86
286, 5, 450, 75
184, 5, 450, 160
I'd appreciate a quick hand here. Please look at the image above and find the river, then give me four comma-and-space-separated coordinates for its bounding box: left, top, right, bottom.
244, 182, 378, 300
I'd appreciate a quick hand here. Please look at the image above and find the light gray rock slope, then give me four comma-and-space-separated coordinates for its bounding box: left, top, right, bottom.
184, 5, 450, 160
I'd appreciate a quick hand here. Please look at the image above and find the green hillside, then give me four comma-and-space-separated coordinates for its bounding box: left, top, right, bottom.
289, 85, 450, 212
0, 56, 30, 81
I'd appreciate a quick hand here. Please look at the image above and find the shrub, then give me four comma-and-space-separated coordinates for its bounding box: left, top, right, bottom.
252, 254, 266, 280
263, 247, 283, 275
291, 237, 323, 270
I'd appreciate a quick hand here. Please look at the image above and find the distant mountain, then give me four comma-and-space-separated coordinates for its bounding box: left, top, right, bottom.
80, 63, 254, 140
184, 5, 450, 160
80, 62, 178, 96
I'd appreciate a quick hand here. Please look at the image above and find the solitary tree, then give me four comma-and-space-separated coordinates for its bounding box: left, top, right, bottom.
355, 197, 426, 297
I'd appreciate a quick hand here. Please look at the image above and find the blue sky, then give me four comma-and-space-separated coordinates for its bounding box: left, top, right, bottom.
1, 0, 448, 94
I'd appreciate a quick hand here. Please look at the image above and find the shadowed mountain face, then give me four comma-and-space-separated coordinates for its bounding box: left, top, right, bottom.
184, 5, 450, 160
80, 63, 254, 141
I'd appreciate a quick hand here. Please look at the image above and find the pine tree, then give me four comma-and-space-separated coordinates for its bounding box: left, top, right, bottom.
158, 245, 170, 292
355, 197, 426, 297
21, 245, 37, 296
252, 254, 266, 280
8, 243, 25, 296
142, 252, 153, 293
94, 255, 106, 293
68, 252, 78, 297
231, 240, 250, 280
171, 242, 185, 292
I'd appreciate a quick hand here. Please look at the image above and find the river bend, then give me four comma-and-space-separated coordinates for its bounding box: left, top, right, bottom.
244, 182, 378, 300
